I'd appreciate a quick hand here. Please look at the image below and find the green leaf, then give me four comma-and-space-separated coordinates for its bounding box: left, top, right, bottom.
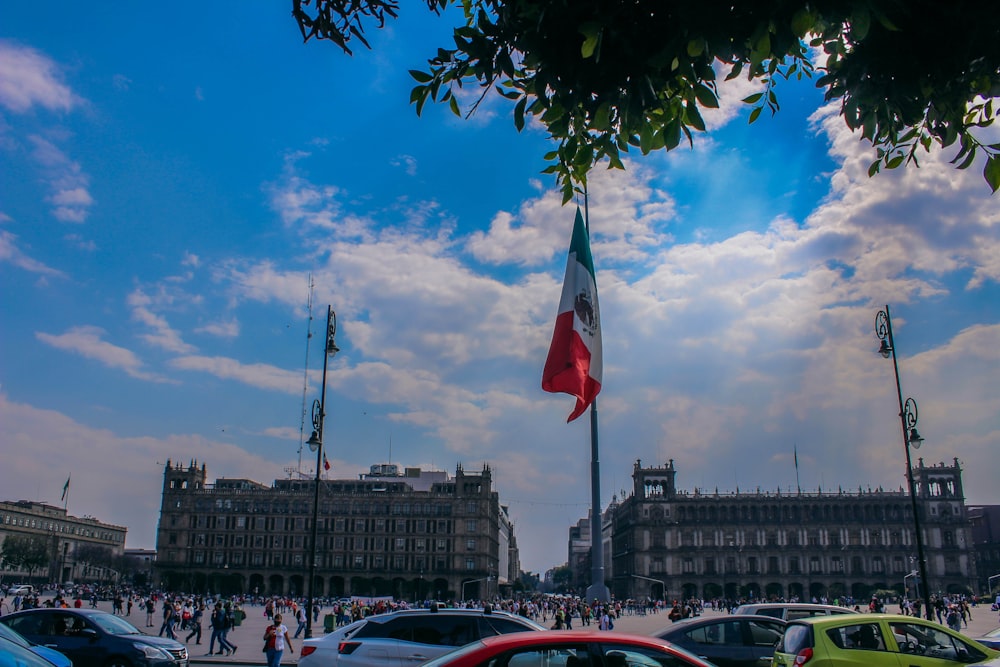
579, 21, 601, 58
742, 92, 764, 105
409, 69, 434, 84
593, 102, 611, 131
687, 39, 704, 57
694, 84, 719, 109
886, 155, 905, 169
985, 155, 1000, 193
449, 96, 460, 116
868, 160, 881, 177
514, 97, 527, 132
791, 9, 813, 37
851, 8, 871, 40
748, 106, 763, 124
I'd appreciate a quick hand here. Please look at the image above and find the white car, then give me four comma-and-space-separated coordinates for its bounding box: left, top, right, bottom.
299, 618, 366, 667
298, 607, 543, 667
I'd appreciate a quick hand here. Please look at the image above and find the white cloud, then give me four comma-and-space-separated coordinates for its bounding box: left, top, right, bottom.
0, 41, 78, 113
35, 326, 168, 382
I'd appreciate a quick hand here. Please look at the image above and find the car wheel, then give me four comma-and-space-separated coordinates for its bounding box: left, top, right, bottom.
104, 658, 133, 667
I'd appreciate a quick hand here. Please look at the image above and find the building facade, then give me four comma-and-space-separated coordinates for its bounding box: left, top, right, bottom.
154, 460, 519, 600
968, 505, 1000, 595
607, 457, 976, 602
0, 501, 127, 585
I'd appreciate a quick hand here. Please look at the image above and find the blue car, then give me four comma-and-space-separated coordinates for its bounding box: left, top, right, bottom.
0, 608, 188, 667
0, 622, 72, 667
0, 636, 62, 667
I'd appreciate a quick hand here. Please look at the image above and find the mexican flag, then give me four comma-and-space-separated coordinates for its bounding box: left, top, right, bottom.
542, 208, 603, 422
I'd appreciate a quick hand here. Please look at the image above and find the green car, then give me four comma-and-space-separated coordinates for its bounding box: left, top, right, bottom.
773, 613, 1000, 666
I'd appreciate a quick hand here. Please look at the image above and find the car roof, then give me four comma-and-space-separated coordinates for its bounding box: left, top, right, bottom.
365, 608, 525, 621
738, 603, 847, 610
6, 608, 108, 618
786, 613, 919, 625
479, 630, 684, 649
669, 614, 786, 626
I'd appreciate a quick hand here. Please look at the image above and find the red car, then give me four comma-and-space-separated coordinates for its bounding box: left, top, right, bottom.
419, 629, 718, 667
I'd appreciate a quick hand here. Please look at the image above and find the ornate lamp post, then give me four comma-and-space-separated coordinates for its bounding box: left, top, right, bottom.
304, 306, 339, 639
875, 305, 932, 620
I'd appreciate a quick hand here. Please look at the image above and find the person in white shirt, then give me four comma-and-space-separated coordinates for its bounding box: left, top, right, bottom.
263, 613, 294, 667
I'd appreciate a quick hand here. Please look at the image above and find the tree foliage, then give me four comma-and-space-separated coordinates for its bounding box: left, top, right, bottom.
1, 535, 51, 579
293, 1, 1000, 200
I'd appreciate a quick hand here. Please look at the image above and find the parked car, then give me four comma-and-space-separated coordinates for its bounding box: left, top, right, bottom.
773, 613, 1000, 666
299, 606, 544, 667
656, 614, 786, 667
6, 585, 34, 596
0, 622, 72, 667
733, 602, 855, 621
0, 636, 61, 667
975, 627, 1000, 651
419, 629, 718, 667
0, 608, 188, 667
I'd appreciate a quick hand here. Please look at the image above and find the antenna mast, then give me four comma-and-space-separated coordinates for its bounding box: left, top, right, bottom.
298, 275, 315, 476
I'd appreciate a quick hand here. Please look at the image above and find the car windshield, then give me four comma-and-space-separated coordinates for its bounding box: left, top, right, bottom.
0, 624, 32, 648
91, 614, 143, 636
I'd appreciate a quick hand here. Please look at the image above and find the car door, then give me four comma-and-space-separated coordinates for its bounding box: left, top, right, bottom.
744, 618, 785, 666
886, 619, 995, 667
45, 611, 109, 667
677, 619, 748, 666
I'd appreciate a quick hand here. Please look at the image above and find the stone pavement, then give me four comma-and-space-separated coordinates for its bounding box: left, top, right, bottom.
52, 597, 1000, 665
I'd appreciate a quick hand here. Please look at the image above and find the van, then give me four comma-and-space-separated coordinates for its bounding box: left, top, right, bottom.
733, 602, 856, 621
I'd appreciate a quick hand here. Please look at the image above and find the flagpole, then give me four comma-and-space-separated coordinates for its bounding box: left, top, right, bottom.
581, 191, 609, 604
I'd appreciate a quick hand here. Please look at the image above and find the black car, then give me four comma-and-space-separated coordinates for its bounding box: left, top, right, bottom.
655, 613, 786, 667
0, 608, 188, 667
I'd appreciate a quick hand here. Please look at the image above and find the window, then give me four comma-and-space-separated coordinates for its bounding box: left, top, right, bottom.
872, 556, 885, 574
889, 622, 988, 662
466, 520, 477, 532
809, 557, 822, 574
827, 622, 887, 652
704, 558, 716, 575
682, 558, 694, 574
395, 538, 406, 550
466, 558, 476, 570
354, 555, 364, 568
466, 539, 476, 551
789, 557, 801, 574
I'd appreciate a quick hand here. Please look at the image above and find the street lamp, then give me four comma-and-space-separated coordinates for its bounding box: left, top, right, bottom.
875, 305, 932, 620
304, 306, 339, 639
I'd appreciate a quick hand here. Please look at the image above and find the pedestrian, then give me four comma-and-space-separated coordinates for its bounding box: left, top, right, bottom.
145, 598, 155, 627
263, 613, 294, 667
946, 605, 962, 632
221, 602, 238, 655
158, 600, 177, 639
293, 604, 307, 638
208, 602, 237, 655
185, 602, 204, 644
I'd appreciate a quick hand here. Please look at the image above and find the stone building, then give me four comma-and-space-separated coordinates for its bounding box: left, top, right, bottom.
608, 457, 976, 602
154, 460, 519, 599
968, 505, 1000, 595
0, 500, 127, 585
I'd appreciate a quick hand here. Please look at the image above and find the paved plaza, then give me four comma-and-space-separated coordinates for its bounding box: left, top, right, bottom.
26, 595, 1000, 665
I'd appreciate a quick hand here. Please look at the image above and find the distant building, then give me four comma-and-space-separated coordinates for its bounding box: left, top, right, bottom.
968, 505, 1000, 594
0, 500, 126, 585
583, 457, 977, 602
153, 460, 519, 599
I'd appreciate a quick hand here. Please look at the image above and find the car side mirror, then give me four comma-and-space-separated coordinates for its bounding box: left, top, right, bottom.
80, 628, 99, 641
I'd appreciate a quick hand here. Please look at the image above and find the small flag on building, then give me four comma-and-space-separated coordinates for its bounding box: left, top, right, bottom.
323, 454, 331, 471
61, 475, 71, 501
542, 208, 603, 422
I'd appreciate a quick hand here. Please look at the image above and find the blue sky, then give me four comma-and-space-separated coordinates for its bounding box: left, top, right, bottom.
2, 4, 998, 576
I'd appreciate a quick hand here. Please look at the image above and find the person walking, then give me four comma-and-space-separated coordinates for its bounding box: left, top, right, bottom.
208, 602, 237, 655
185, 602, 204, 644
263, 613, 294, 667
293, 604, 308, 638
158, 600, 177, 639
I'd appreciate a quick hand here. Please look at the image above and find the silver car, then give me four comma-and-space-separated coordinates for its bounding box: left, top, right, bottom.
298, 607, 543, 667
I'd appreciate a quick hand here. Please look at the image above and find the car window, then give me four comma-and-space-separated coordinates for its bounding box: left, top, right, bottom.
53, 612, 91, 636
777, 624, 811, 654
683, 620, 741, 645
747, 619, 784, 647
0, 637, 60, 667
495, 646, 593, 667
602, 646, 698, 667
826, 622, 887, 652
479, 616, 537, 638
756, 608, 784, 619
889, 622, 989, 663
3, 613, 49, 637
786, 608, 826, 620
0, 623, 33, 648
